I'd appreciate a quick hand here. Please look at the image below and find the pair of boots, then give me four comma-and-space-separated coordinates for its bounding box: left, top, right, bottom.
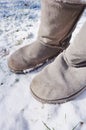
8, 0, 86, 104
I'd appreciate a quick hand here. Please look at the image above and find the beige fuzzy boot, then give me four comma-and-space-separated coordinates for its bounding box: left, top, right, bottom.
8, 0, 85, 73
30, 21, 86, 104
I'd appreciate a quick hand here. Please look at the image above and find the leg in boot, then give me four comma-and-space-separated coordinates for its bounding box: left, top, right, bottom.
30, 22, 86, 104
8, 0, 85, 73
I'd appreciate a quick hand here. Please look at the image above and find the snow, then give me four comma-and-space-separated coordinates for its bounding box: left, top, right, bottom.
0, 0, 86, 130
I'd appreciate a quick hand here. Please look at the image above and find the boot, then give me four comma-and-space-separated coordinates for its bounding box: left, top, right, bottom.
8, 0, 85, 73
57, 0, 86, 5
30, 22, 86, 104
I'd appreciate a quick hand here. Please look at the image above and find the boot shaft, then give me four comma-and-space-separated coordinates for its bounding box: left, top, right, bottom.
38, 0, 85, 48
64, 21, 86, 67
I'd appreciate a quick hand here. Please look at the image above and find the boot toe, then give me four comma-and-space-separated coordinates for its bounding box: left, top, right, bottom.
8, 50, 28, 72
30, 75, 48, 103
8, 54, 18, 72
30, 71, 62, 104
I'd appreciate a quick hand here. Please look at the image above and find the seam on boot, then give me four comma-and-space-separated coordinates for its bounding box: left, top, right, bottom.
62, 51, 86, 68
39, 38, 69, 51
63, 51, 73, 67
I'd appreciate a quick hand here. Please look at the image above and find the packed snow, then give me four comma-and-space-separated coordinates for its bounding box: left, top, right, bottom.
0, 0, 86, 130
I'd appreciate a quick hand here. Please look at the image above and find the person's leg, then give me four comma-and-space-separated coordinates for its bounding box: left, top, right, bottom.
8, 0, 85, 73
30, 21, 86, 104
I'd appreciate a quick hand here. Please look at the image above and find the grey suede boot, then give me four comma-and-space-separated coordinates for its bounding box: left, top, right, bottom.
30, 21, 86, 104
8, 0, 85, 73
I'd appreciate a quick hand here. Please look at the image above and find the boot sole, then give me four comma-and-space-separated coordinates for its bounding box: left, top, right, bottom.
30, 85, 86, 104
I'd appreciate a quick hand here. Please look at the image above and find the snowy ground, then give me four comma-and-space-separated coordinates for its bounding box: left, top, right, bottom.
0, 1, 86, 130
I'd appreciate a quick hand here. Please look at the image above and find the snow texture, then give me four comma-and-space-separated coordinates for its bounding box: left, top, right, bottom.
0, 0, 86, 130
